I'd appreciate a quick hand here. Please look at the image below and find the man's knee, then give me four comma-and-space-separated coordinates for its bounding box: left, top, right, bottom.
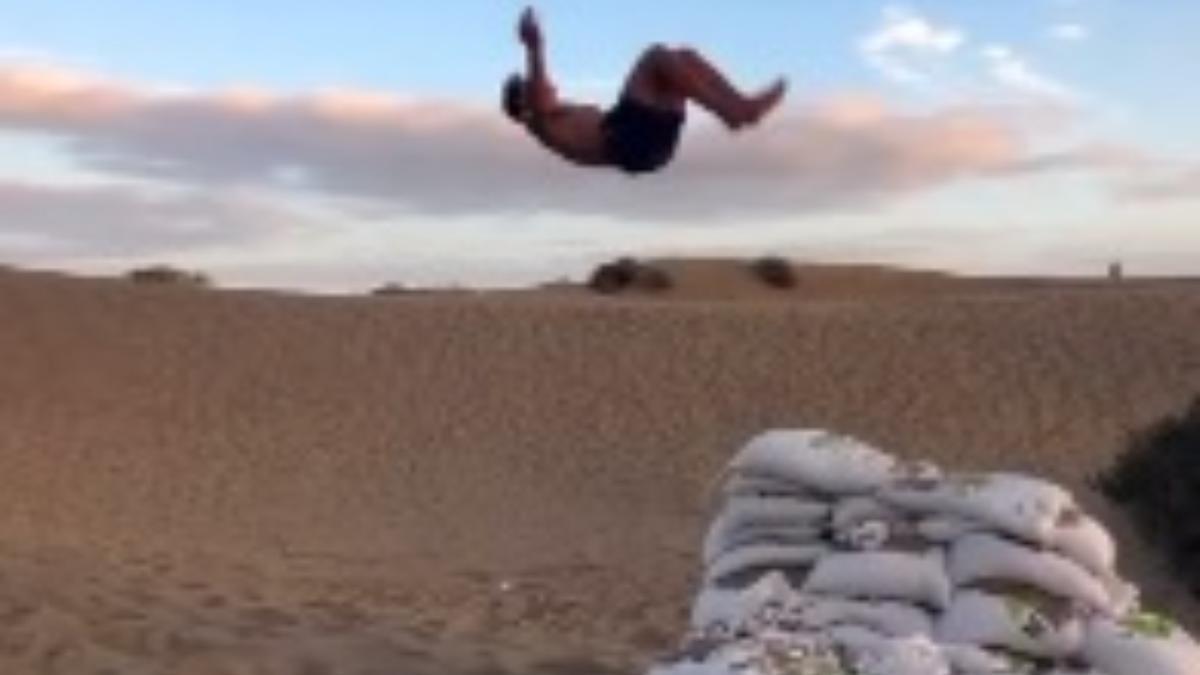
627, 44, 687, 103
640, 44, 691, 82
672, 46, 699, 63
639, 43, 673, 69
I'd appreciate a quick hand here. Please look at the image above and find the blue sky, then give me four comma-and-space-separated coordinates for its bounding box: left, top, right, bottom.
0, 1, 1196, 290
2, 1, 1189, 99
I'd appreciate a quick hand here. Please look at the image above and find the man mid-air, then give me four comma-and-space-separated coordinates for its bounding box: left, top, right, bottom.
502, 8, 788, 175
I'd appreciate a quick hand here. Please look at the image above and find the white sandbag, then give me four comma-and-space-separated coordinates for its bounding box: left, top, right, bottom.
880, 472, 1074, 544
941, 648, 1101, 675
936, 589, 1084, 659
948, 533, 1113, 612
689, 585, 742, 633
731, 429, 897, 495
916, 515, 984, 543
826, 622, 888, 652
788, 594, 934, 638
854, 636, 951, 675
832, 496, 902, 531
733, 632, 851, 675
1100, 574, 1141, 618
939, 644, 1033, 674
722, 472, 824, 500
703, 520, 824, 565
836, 519, 929, 553
830, 496, 940, 552
1050, 510, 1117, 576
715, 495, 832, 532
645, 661, 714, 675
802, 549, 952, 609
833, 519, 893, 551
890, 459, 945, 486
701, 496, 829, 566
705, 543, 829, 586
827, 626, 951, 675
690, 570, 793, 631
649, 632, 850, 675
1082, 613, 1200, 675
830, 496, 915, 551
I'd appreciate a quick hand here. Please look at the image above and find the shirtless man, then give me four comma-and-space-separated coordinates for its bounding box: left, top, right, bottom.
502, 7, 788, 175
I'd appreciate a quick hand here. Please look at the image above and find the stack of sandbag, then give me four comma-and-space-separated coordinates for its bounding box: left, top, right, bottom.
650, 429, 1200, 675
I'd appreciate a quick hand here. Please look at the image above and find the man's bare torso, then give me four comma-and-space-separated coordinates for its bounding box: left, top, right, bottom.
530, 103, 611, 167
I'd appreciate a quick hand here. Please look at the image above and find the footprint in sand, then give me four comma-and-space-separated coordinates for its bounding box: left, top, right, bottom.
225, 605, 304, 642
103, 606, 147, 623
177, 579, 210, 594
117, 586, 162, 608
301, 599, 371, 632
200, 593, 228, 609
240, 605, 301, 629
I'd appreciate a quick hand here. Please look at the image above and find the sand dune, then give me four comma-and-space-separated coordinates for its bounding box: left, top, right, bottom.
0, 264, 1198, 673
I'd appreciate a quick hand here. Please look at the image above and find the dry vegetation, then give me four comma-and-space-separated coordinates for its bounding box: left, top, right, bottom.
1101, 395, 1200, 597
748, 256, 799, 289
127, 264, 211, 287
371, 282, 410, 296
587, 257, 673, 294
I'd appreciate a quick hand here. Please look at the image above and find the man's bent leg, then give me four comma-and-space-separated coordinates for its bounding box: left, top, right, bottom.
621, 45, 780, 129
619, 44, 687, 111
673, 47, 787, 127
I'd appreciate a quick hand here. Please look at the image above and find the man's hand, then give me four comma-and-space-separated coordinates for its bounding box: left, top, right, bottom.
518, 7, 543, 50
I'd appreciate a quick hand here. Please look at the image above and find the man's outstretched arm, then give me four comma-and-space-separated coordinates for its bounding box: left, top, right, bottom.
518, 8, 559, 119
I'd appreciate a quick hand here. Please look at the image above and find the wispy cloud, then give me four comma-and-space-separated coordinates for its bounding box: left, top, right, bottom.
0, 61, 1137, 227
859, 6, 966, 84
1049, 23, 1090, 42
1117, 165, 1200, 202
1002, 142, 1160, 175
856, 7, 1082, 106
981, 45, 1076, 102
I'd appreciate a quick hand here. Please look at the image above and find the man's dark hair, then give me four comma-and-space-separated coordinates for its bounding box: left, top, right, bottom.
502, 73, 526, 122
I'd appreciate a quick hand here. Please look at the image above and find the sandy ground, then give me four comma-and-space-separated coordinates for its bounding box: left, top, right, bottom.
0, 264, 1198, 673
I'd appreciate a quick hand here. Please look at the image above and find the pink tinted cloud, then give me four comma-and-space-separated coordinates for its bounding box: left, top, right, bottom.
0, 63, 1133, 221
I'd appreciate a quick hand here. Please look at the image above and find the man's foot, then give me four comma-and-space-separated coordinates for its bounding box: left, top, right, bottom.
744, 78, 788, 127
720, 109, 748, 131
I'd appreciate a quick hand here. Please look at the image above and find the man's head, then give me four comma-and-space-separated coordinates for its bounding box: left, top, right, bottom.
502, 73, 527, 124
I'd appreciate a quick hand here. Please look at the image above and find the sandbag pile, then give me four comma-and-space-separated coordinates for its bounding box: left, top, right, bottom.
651, 429, 1200, 675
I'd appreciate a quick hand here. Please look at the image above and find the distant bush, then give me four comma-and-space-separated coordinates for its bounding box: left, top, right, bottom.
127, 265, 210, 287
587, 257, 672, 295
1099, 395, 1200, 596
371, 282, 409, 296
588, 258, 635, 294
750, 256, 798, 289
